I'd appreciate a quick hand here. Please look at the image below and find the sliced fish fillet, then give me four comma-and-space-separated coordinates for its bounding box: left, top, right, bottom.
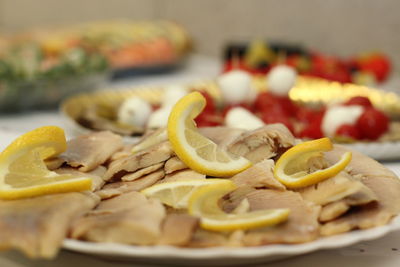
109, 144, 135, 161
71, 191, 165, 245
319, 200, 350, 222
231, 159, 285, 190
55, 166, 107, 191
97, 169, 165, 199
60, 131, 123, 172
223, 189, 320, 245
164, 156, 187, 174
186, 229, 229, 248
121, 162, 164, 182
326, 145, 397, 179
227, 124, 295, 163
297, 171, 377, 206
104, 141, 173, 181
131, 128, 168, 154
158, 214, 199, 246
44, 157, 65, 170
320, 146, 400, 235
0, 192, 99, 259
199, 127, 245, 148
158, 169, 205, 184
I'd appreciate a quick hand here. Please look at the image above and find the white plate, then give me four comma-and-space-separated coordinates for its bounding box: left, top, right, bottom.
343, 141, 400, 161
63, 214, 400, 266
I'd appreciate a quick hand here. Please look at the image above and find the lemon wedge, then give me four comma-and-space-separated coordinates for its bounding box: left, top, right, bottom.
141, 179, 231, 209
0, 126, 92, 200
274, 137, 352, 189
188, 180, 290, 231
167, 92, 252, 177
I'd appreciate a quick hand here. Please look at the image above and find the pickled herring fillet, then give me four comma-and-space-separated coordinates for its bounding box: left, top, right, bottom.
223, 189, 320, 245
104, 141, 173, 181
0, 192, 99, 259
55, 166, 107, 191
326, 145, 397, 179
227, 124, 295, 163
320, 146, 400, 236
199, 127, 245, 148
158, 169, 205, 184
231, 159, 285, 190
71, 192, 166, 245
60, 131, 123, 172
121, 162, 164, 182
158, 214, 199, 246
297, 171, 377, 206
97, 169, 165, 199
164, 156, 187, 174
319, 200, 350, 222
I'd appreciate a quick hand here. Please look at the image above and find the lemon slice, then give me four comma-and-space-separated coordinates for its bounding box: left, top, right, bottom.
141, 179, 231, 209
167, 92, 251, 177
0, 126, 92, 200
274, 137, 352, 189
188, 180, 290, 231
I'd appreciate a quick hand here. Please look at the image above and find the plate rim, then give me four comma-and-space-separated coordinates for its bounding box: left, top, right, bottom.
62, 214, 400, 260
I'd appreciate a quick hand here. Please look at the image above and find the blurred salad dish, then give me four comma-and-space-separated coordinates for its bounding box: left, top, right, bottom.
0, 20, 191, 111
27, 20, 191, 74
223, 40, 392, 86
0, 40, 108, 112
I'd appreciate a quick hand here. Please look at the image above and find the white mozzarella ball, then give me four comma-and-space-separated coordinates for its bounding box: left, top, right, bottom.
322, 105, 364, 137
117, 97, 152, 128
225, 107, 265, 130
267, 65, 297, 96
162, 85, 188, 108
147, 107, 172, 129
217, 70, 253, 104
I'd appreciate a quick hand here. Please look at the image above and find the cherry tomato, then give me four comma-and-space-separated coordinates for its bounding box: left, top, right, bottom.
295, 106, 325, 123
254, 92, 296, 116
297, 114, 324, 139
254, 92, 275, 112
261, 111, 294, 133
277, 96, 297, 116
195, 112, 222, 127
198, 91, 216, 114
357, 53, 391, 82
335, 124, 361, 140
356, 108, 389, 140
344, 96, 373, 108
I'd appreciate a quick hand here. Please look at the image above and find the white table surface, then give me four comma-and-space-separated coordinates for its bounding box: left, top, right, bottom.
1, 54, 400, 267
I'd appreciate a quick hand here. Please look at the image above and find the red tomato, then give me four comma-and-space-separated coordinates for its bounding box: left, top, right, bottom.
344, 96, 373, 108
195, 112, 222, 127
254, 92, 296, 116
309, 53, 352, 83
335, 124, 361, 140
356, 108, 389, 140
357, 53, 391, 82
254, 92, 275, 112
261, 111, 294, 133
297, 113, 324, 139
198, 91, 216, 114
277, 96, 297, 116
295, 106, 325, 123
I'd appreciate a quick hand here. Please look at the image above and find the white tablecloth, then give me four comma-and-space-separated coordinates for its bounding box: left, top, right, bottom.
1, 54, 400, 267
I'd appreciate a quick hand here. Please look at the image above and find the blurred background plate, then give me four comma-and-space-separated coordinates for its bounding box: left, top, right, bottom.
61, 78, 400, 160
343, 141, 400, 161
0, 72, 109, 112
